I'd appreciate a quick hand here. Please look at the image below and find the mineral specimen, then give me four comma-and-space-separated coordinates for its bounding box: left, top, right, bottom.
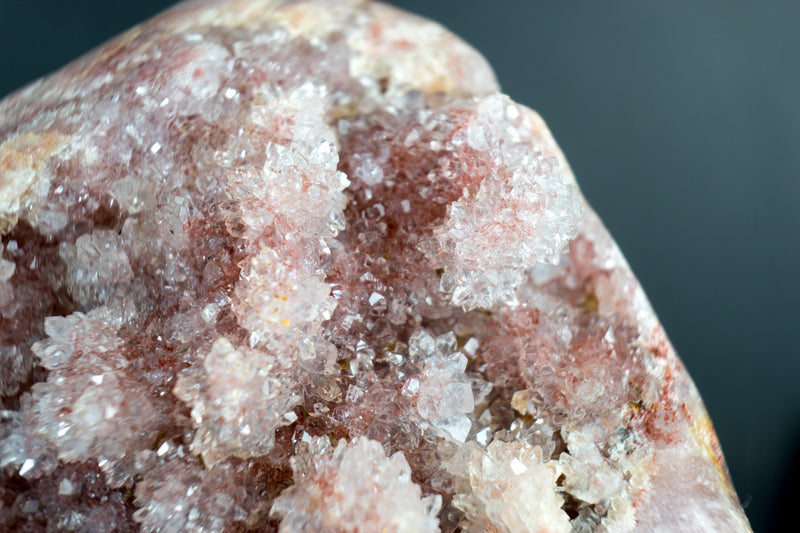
0, 0, 751, 531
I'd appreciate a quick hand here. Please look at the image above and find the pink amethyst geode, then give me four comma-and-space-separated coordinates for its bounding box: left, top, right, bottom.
0, 1, 751, 532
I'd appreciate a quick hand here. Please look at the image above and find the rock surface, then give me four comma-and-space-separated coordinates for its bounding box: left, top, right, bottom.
0, 0, 751, 531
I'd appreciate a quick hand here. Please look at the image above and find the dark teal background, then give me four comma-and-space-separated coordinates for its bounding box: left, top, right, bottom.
1, 2, 798, 531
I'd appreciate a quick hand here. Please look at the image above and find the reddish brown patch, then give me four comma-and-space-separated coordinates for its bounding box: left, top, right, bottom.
632, 487, 646, 509
369, 22, 383, 40
648, 328, 672, 360
631, 364, 684, 445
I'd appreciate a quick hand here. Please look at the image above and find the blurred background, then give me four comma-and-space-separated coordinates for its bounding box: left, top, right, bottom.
1, 1, 797, 531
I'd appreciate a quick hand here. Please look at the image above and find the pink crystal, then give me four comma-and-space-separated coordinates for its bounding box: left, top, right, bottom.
0, 1, 750, 531
271, 435, 440, 533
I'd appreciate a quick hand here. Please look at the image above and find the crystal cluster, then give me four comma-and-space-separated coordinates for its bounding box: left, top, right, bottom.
0, 0, 750, 531
451, 440, 570, 533
271, 436, 440, 533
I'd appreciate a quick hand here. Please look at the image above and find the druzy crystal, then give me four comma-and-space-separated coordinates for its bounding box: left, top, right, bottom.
0, 0, 751, 531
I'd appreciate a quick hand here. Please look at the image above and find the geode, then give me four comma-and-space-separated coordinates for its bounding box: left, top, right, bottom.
0, 1, 751, 531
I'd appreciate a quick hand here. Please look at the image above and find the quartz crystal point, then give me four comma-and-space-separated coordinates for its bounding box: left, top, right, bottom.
0, 1, 751, 531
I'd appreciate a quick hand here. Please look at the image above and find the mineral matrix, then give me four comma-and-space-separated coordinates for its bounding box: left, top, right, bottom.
0, 1, 751, 531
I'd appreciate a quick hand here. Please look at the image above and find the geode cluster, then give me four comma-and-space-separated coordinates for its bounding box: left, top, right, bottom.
0, 1, 751, 531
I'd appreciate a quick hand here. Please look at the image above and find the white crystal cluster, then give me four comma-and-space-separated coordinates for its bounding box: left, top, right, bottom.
452, 440, 571, 533
174, 338, 299, 465
225, 84, 347, 361
134, 457, 248, 533
436, 95, 582, 310
271, 435, 440, 533
234, 246, 336, 354
59, 230, 134, 307
224, 84, 348, 255
177, 83, 349, 464
5, 314, 163, 485
225, 83, 347, 355
403, 330, 475, 443
560, 429, 625, 506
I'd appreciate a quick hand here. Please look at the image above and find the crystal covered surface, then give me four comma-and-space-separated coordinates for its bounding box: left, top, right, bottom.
0, 0, 750, 531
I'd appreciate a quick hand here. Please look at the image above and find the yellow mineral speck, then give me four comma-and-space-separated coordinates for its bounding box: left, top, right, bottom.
281, 319, 291, 327
583, 294, 599, 311
511, 389, 532, 415
318, 378, 342, 402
